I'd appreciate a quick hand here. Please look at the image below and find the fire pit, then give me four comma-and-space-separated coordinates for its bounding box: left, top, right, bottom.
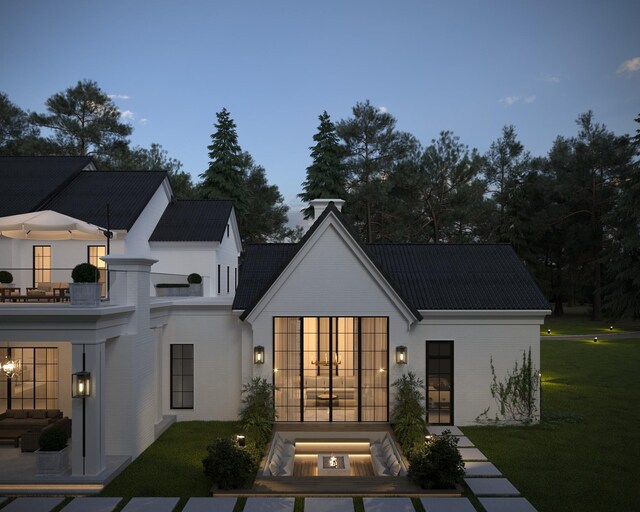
317, 453, 350, 476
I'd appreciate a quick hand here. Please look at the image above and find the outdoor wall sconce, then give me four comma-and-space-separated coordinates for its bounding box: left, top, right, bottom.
235, 434, 246, 447
593, 337, 598, 343
72, 371, 91, 397
396, 346, 408, 364
254, 346, 264, 364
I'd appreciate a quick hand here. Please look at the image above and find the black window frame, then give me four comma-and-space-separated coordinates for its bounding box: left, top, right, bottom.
170, 344, 194, 409
426, 340, 454, 425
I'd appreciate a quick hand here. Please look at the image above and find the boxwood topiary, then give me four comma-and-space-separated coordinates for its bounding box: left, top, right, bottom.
39, 426, 68, 451
0, 271, 13, 284
72, 263, 100, 283
407, 429, 465, 489
187, 273, 202, 284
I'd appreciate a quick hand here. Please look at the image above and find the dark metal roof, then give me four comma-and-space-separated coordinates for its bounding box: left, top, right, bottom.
42, 171, 168, 230
233, 205, 550, 314
0, 156, 93, 216
149, 200, 234, 242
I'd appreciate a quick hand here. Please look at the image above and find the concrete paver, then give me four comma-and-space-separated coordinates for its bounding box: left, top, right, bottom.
243, 497, 295, 512
305, 497, 354, 512
1, 497, 65, 512
464, 461, 502, 477
426, 426, 464, 436
182, 497, 237, 512
62, 497, 122, 512
120, 497, 180, 512
479, 497, 538, 512
420, 497, 477, 511
363, 497, 415, 512
453, 436, 474, 447
458, 448, 487, 461
465, 478, 520, 496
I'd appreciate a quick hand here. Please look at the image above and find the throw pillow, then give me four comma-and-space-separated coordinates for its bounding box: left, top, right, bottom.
13, 410, 28, 419
46, 409, 60, 418
390, 459, 402, 476
32, 410, 47, 419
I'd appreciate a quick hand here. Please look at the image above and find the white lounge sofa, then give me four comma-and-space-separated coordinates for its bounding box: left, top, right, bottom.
263, 433, 296, 476
369, 432, 407, 476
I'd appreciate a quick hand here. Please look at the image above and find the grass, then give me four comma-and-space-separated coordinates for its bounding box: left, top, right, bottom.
540, 306, 640, 335
100, 421, 238, 501
464, 337, 640, 512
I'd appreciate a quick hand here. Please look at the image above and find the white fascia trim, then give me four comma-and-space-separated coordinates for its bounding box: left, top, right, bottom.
417, 309, 551, 324
228, 207, 243, 253
245, 212, 418, 326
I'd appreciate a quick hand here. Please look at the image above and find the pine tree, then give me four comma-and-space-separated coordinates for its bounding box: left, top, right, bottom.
199, 108, 247, 213
298, 111, 346, 219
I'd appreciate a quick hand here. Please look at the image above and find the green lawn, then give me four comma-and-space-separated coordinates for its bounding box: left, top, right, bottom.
464, 337, 640, 512
540, 307, 640, 335
101, 421, 238, 502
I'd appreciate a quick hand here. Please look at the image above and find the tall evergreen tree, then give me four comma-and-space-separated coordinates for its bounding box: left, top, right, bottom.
198, 108, 247, 212
31, 79, 132, 157
298, 111, 346, 219
604, 114, 640, 319
337, 100, 419, 242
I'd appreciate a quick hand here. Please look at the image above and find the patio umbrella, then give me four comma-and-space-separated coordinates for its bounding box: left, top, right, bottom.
0, 210, 110, 240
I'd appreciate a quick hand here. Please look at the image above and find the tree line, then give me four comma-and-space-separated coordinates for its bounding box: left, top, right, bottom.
1, 82, 638, 320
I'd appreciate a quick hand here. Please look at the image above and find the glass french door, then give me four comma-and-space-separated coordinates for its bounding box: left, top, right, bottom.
426, 341, 453, 424
273, 317, 388, 422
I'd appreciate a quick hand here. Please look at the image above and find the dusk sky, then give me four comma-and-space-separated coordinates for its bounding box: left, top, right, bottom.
1, 0, 638, 226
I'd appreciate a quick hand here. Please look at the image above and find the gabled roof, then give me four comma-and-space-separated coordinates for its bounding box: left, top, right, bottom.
233, 202, 422, 321
149, 200, 234, 242
41, 171, 169, 230
233, 203, 550, 315
0, 156, 93, 216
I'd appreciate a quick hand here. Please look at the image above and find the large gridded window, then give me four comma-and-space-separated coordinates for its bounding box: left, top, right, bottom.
273, 316, 388, 422
0, 347, 58, 411
88, 245, 107, 297
170, 344, 194, 409
426, 341, 453, 425
33, 245, 51, 287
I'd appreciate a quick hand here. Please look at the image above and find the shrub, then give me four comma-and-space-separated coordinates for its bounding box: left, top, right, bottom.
408, 430, 464, 489
477, 347, 539, 424
239, 377, 275, 449
202, 437, 256, 489
39, 426, 68, 451
72, 263, 100, 283
0, 271, 13, 284
187, 273, 202, 284
392, 372, 426, 456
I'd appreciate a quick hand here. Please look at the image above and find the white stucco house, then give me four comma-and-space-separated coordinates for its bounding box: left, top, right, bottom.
0, 156, 550, 490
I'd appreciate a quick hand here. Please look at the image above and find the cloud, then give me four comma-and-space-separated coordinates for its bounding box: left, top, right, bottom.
542, 73, 560, 83
500, 95, 520, 107
139, 118, 149, 126
500, 95, 535, 107
109, 94, 131, 100
119, 110, 135, 120
617, 57, 640, 74
378, 106, 388, 113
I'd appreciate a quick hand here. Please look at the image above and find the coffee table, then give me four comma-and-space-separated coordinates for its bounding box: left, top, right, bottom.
317, 453, 350, 476
0, 429, 28, 448
316, 393, 338, 407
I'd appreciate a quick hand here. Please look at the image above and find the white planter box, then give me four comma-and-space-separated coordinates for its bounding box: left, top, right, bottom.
189, 283, 203, 296
36, 446, 70, 475
69, 282, 102, 306
156, 286, 190, 297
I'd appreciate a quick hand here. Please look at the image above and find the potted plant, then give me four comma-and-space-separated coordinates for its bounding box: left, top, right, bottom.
69, 263, 102, 306
0, 270, 14, 288
188, 273, 203, 296
36, 426, 70, 475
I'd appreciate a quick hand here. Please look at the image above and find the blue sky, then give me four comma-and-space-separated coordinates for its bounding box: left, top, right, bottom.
1, 0, 638, 225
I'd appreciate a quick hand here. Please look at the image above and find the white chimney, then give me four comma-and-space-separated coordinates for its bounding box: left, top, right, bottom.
309, 198, 345, 219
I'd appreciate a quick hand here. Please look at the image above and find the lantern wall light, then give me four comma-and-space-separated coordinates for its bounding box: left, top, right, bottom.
254, 346, 265, 364
396, 346, 408, 364
72, 371, 91, 397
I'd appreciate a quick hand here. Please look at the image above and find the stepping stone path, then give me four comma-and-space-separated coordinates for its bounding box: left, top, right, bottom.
453, 436, 474, 447
465, 477, 520, 496
427, 426, 464, 436
61, 497, 122, 512
464, 461, 502, 477
420, 497, 476, 512
121, 497, 180, 512
363, 497, 415, 512
479, 497, 538, 512
458, 447, 487, 461
243, 497, 295, 512
1, 497, 65, 512
182, 497, 237, 512
305, 497, 354, 512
